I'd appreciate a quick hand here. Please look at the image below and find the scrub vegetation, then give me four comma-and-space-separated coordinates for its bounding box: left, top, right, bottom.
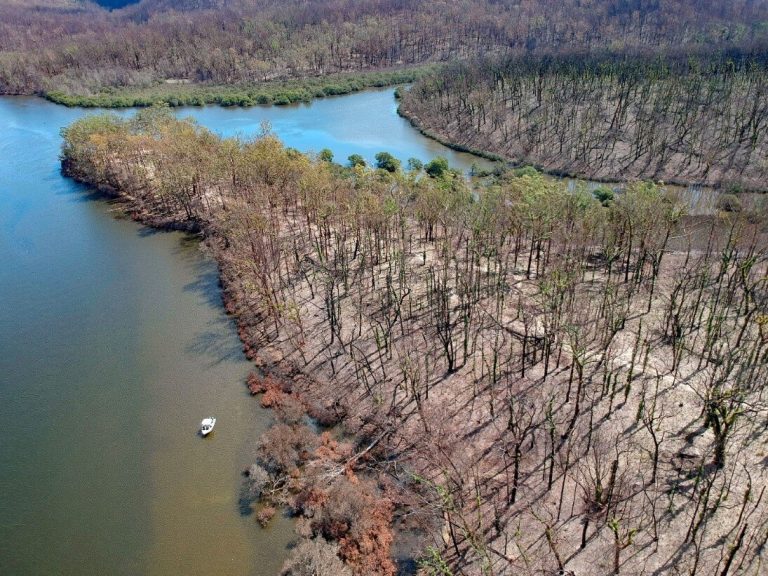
61, 108, 768, 575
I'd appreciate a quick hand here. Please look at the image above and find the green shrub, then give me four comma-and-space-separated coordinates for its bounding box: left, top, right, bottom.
593, 186, 615, 206
513, 165, 539, 178
348, 154, 366, 168
375, 151, 401, 173
425, 156, 449, 178
322, 84, 343, 96
407, 158, 423, 172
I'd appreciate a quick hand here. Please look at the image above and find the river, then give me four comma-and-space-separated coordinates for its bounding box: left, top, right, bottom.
0, 88, 485, 576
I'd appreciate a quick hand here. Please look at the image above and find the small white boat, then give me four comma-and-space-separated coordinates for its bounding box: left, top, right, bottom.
200, 417, 216, 436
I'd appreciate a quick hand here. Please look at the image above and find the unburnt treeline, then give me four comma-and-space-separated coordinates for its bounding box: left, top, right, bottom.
44, 68, 428, 108
3, 0, 768, 96
62, 110, 768, 575
400, 50, 768, 191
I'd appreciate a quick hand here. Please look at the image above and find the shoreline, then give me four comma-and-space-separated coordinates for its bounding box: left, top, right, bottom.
62, 161, 409, 575
396, 101, 768, 194
39, 67, 435, 109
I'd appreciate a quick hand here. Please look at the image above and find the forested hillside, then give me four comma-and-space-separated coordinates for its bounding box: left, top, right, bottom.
61, 109, 768, 575
399, 51, 768, 190
2, 1, 768, 99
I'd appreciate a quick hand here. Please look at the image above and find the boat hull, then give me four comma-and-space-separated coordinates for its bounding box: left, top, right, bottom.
200, 417, 216, 436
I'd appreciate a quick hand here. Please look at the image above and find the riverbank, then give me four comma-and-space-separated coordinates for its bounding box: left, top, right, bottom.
397, 100, 768, 193
394, 102, 505, 165
397, 55, 768, 193
45, 67, 434, 109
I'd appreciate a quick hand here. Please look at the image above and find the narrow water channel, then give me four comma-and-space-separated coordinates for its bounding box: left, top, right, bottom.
0, 88, 485, 576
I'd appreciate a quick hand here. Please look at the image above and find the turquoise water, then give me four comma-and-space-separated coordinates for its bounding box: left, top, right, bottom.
185, 88, 489, 171
0, 89, 483, 575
